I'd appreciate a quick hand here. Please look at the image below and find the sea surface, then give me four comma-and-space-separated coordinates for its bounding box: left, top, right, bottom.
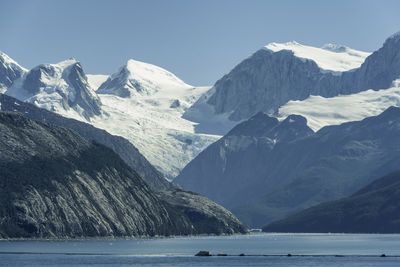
1, 233, 400, 266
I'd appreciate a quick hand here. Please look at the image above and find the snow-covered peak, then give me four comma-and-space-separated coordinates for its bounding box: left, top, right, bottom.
5, 57, 102, 121
0, 51, 28, 72
0, 51, 27, 92
125, 59, 188, 88
98, 59, 190, 98
54, 57, 79, 69
264, 41, 370, 72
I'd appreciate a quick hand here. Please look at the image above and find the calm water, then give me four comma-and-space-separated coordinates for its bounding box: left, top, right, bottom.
1, 233, 400, 266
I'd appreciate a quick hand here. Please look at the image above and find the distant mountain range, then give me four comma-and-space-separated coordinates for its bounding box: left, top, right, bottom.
2, 33, 398, 178
263, 171, 400, 233
1, 31, 400, 232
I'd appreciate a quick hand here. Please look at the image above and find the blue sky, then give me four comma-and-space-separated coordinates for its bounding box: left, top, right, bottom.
1, 0, 399, 85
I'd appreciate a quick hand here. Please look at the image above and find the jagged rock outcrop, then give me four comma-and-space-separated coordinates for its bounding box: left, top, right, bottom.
0, 111, 245, 238
5, 58, 102, 120
0, 52, 26, 92
176, 107, 400, 227
263, 171, 400, 233
205, 33, 400, 121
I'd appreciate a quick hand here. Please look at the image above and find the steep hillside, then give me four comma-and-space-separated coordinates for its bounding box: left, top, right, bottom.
0, 112, 245, 238
176, 107, 400, 226
264, 171, 400, 233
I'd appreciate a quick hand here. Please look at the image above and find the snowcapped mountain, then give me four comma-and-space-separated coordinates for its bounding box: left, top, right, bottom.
200, 33, 400, 123
92, 59, 215, 178
264, 41, 370, 72
98, 59, 189, 97
0, 51, 27, 92
5, 58, 102, 121
1, 32, 399, 180
0, 53, 216, 178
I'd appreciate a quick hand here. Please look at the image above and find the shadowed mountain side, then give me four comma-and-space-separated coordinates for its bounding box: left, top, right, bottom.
0, 112, 245, 238
263, 171, 400, 233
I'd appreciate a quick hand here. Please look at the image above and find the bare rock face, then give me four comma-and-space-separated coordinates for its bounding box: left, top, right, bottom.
0, 112, 246, 238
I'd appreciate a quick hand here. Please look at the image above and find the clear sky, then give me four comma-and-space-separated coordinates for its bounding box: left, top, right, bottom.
1, 0, 399, 86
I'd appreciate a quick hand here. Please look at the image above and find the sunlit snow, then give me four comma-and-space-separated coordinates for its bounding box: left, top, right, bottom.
264, 41, 370, 72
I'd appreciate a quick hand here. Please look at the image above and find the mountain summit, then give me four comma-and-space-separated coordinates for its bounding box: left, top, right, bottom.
98, 59, 189, 98
4, 56, 102, 121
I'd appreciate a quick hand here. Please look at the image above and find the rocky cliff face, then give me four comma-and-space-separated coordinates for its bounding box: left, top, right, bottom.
0, 112, 245, 238
263, 170, 400, 233
0, 94, 170, 190
176, 107, 400, 227
205, 34, 400, 121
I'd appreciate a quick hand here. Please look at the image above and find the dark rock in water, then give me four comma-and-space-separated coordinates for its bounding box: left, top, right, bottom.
195, 251, 211, 256
0, 112, 246, 238
263, 171, 400, 233
217, 253, 228, 256
239, 253, 245, 256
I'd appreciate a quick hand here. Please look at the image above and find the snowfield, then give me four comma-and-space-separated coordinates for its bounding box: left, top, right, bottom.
278, 80, 400, 131
264, 41, 370, 72
89, 59, 220, 178
92, 85, 218, 179
87, 74, 109, 90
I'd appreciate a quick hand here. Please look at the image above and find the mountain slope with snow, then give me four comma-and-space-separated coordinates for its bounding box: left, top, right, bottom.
278, 80, 400, 131
5, 58, 102, 121
265, 42, 370, 72
93, 85, 216, 178
0, 51, 27, 92
87, 74, 109, 90
203, 33, 400, 122
0, 53, 217, 178
98, 59, 189, 97
93, 59, 217, 177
